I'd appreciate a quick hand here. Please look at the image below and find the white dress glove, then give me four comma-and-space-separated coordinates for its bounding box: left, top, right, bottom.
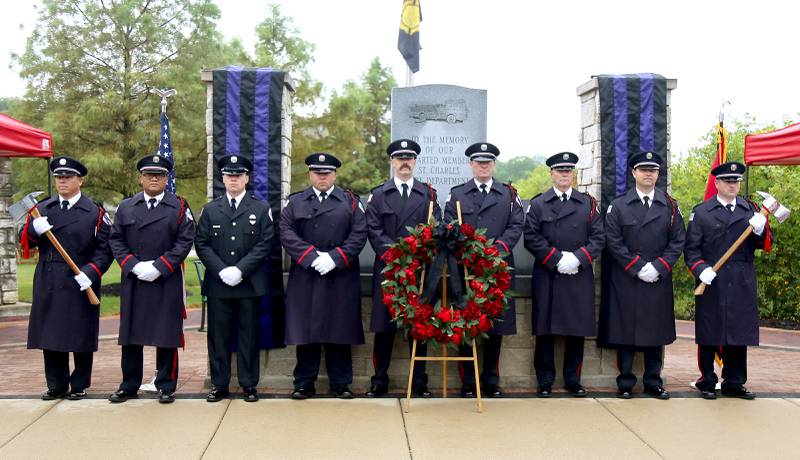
699, 267, 717, 285
748, 212, 767, 236
74, 272, 92, 291
637, 262, 660, 283
556, 251, 580, 275
313, 251, 336, 275
131, 262, 148, 277
32, 216, 53, 236
219, 266, 243, 286
137, 261, 161, 282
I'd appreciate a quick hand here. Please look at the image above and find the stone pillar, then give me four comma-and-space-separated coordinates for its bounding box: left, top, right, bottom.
0, 158, 19, 307
575, 76, 678, 382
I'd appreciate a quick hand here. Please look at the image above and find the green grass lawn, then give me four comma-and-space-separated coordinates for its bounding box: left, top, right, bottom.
18, 257, 204, 316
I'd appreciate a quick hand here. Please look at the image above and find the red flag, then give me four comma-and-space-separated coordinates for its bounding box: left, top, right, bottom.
703, 122, 727, 200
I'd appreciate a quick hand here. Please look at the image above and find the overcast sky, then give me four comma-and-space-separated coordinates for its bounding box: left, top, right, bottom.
2, 0, 799, 159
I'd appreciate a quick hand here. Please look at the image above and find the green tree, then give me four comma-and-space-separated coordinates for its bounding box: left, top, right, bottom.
494, 155, 544, 184
295, 58, 396, 194
513, 165, 552, 199
10, 0, 241, 207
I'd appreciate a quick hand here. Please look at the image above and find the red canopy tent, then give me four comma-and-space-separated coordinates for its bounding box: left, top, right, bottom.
0, 113, 53, 158
744, 122, 800, 166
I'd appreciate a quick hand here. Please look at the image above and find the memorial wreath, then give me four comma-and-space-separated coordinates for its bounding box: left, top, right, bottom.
380, 220, 512, 347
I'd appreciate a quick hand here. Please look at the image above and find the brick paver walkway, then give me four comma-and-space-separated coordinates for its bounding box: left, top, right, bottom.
1, 312, 798, 396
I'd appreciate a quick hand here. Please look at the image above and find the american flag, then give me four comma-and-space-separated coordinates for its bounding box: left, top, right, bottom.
157, 112, 176, 193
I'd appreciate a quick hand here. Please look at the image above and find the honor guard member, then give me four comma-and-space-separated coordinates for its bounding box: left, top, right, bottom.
21, 157, 113, 400
444, 142, 524, 398
524, 152, 605, 397
108, 155, 195, 404
195, 155, 274, 403
601, 151, 685, 399
280, 153, 368, 399
684, 161, 771, 400
365, 139, 439, 398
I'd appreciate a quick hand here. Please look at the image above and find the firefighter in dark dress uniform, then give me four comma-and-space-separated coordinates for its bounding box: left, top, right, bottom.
524, 152, 605, 398
365, 139, 439, 398
280, 153, 368, 399
601, 151, 685, 399
108, 155, 196, 404
195, 155, 274, 403
443, 142, 525, 398
22, 157, 113, 400
684, 161, 772, 400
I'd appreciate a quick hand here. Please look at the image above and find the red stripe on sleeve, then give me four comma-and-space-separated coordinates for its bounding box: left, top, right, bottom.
120, 254, 133, 267
336, 247, 349, 267
624, 255, 641, 271
298, 245, 315, 263
160, 256, 174, 273
580, 246, 593, 264
689, 259, 705, 274
89, 263, 102, 278
497, 240, 509, 253
657, 257, 672, 272
541, 247, 556, 265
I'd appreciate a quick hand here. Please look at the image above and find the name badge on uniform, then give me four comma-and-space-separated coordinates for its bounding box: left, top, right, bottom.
249, 214, 257, 225
212, 225, 221, 229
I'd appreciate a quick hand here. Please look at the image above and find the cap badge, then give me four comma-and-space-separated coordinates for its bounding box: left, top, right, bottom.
153, 156, 160, 163
646, 152, 653, 159
563, 154, 569, 160
231, 156, 238, 163
318, 154, 325, 162
481, 144, 487, 151
401, 141, 408, 148
731, 164, 737, 171
59, 159, 66, 165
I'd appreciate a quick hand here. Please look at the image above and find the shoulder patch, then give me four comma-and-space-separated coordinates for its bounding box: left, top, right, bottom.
268, 207, 273, 221
185, 208, 194, 222
606, 204, 613, 215
445, 193, 451, 203
358, 201, 365, 213
367, 193, 373, 204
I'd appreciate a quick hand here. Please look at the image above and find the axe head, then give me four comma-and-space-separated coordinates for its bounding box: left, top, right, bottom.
756, 191, 791, 224
9, 191, 44, 223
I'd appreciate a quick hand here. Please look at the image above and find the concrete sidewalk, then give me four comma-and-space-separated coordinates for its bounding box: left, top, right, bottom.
1, 397, 799, 459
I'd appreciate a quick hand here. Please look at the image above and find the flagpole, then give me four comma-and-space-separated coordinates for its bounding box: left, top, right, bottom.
406, 65, 414, 87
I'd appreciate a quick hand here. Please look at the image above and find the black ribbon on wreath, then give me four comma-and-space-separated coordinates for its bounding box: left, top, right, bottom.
421, 222, 466, 306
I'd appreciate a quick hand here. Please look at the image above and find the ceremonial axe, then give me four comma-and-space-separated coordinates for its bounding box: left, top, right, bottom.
695, 191, 791, 296
10, 192, 101, 305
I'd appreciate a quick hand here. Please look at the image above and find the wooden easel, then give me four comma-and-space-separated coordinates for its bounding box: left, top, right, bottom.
404, 201, 483, 413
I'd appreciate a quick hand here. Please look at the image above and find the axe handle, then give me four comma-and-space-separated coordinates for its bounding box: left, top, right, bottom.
30, 208, 101, 306
694, 208, 768, 296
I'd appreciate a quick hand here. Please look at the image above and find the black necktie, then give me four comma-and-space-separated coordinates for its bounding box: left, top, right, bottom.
230, 198, 237, 211
148, 198, 157, 210
320, 191, 327, 203
727, 204, 734, 213
61, 200, 69, 211
561, 193, 567, 203
480, 184, 488, 196
401, 183, 409, 200
643, 196, 650, 208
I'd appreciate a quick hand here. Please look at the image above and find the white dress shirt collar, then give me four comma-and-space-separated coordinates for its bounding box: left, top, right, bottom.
394, 176, 415, 194
553, 187, 573, 200
226, 190, 247, 209
313, 185, 335, 202
58, 192, 82, 210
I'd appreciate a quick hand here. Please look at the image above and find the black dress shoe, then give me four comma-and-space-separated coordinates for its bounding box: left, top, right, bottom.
413, 385, 432, 398
206, 387, 230, 402
365, 385, 388, 398
564, 384, 587, 397
243, 387, 259, 402
158, 390, 175, 404
67, 389, 87, 400
108, 389, 138, 403
291, 387, 315, 400
699, 388, 717, 400
645, 386, 670, 400
333, 387, 354, 399
41, 389, 69, 401
617, 389, 633, 399
460, 384, 476, 398
484, 385, 504, 398
721, 386, 756, 400
537, 384, 552, 398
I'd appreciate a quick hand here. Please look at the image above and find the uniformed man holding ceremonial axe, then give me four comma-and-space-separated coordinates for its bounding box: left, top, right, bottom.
18, 157, 113, 400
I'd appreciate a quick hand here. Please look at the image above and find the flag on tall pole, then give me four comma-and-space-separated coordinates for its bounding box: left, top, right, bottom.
703, 104, 730, 200
398, 0, 422, 74
158, 111, 176, 193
